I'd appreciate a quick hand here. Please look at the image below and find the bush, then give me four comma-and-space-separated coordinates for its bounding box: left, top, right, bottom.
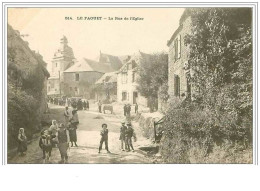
160, 101, 252, 163
8, 84, 40, 149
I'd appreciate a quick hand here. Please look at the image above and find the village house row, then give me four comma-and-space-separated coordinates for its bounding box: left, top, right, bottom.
47, 10, 192, 107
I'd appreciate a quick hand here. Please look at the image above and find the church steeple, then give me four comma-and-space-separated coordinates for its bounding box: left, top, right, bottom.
60, 35, 68, 45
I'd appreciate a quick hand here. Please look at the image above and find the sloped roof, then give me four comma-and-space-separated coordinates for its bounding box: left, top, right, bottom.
64, 57, 119, 73
95, 72, 117, 84
118, 51, 151, 73
99, 52, 123, 71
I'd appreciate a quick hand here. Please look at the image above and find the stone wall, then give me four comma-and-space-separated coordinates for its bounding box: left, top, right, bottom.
63, 71, 103, 98
168, 16, 192, 102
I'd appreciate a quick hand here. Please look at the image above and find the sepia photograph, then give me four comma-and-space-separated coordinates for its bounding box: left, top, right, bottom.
5, 5, 254, 164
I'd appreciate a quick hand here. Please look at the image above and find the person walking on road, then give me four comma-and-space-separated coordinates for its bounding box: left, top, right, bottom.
57, 123, 70, 164
125, 123, 136, 152
17, 128, 27, 156
69, 110, 79, 147
119, 122, 127, 151
98, 123, 110, 154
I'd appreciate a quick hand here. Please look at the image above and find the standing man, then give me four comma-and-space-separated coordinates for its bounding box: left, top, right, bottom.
125, 123, 136, 152
98, 123, 110, 153
83, 100, 87, 110
86, 100, 89, 111
64, 106, 70, 126
135, 103, 138, 114
98, 100, 102, 113
127, 104, 131, 116
119, 122, 127, 151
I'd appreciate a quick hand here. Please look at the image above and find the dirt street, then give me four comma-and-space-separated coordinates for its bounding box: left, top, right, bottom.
9, 104, 152, 164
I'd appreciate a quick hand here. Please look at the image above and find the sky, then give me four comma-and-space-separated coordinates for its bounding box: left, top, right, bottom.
8, 8, 184, 72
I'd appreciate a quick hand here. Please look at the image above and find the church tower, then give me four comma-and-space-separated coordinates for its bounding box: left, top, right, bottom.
51, 36, 75, 79
47, 36, 76, 96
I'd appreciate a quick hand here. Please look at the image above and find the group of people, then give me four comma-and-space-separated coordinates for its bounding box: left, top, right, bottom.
119, 122, 136, 152
98, 121, 137, 154
17, 102, 139, 163
123, 103, 138, 116
38, 107, 80, 163
71, 99, 89, 111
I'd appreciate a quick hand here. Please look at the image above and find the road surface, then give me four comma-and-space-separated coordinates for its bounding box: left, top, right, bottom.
9, 104, 152, 164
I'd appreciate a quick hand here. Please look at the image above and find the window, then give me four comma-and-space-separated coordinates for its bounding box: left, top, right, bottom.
48, 87, 51, 91
132, 72, 136, 82
122, 92, 127, 101
122, 72, 127, 84
70, 87, 72, 91
174, 74, 180, 97
56, 63, 58, 67
174, 35, 181, 61
75, 73, 79, 81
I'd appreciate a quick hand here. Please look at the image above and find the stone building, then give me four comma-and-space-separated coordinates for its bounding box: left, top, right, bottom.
167, 9, 192, 102
63, 53, 122, 99
117, 51, 148, 106
47, 36, 76, 96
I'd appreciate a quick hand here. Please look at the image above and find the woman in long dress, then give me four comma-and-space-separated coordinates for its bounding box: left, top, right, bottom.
17, 128, 27, 156
69, 110, 79, 147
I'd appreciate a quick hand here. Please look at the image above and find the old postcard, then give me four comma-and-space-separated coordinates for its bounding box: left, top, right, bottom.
4, 5, 255, 164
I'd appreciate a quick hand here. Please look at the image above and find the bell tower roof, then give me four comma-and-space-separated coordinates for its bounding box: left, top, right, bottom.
60, 35, 68, 45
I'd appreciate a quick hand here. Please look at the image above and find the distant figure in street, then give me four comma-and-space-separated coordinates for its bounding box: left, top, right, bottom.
39, 129, 55, 163
69, 110, 79, 147
17, 128, 27, 156
64, 106, 70, 126
119, 121, 127, 151
49, 120, 59, 146
98, 123, 110, 153
135, 103, 138, 114
127, 104, 131, 116
86, 100, 89, 110
77, 99, 83, 110
123, 104, 127, 116
125, 123, 136, 152
98, 100, 102, 113
57, 123, 70, 164
83, 100, 87, 110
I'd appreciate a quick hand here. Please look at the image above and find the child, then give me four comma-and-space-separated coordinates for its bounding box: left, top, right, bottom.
39, 130, 54, 163
98, 123, 110, 153
17, 128, 27, 156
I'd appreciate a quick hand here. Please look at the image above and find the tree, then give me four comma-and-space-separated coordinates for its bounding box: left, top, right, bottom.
160, 8, 253, 163
137, 52, 168, 111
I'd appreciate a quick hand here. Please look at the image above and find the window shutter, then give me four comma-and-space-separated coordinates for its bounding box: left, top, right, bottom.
178, 35, 181, 59
174, 75, 180, 97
